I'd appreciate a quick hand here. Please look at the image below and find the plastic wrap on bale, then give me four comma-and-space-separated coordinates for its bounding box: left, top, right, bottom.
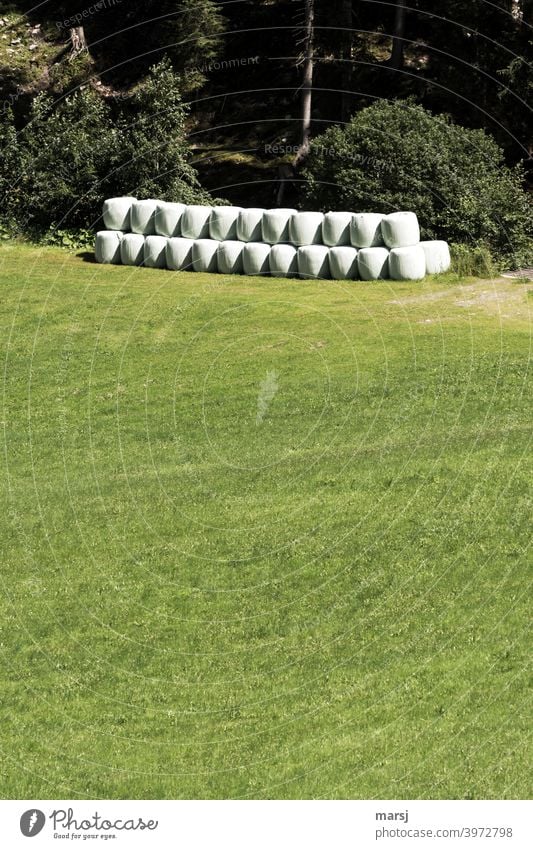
192, 239, 220, 273
289, 212, 324, 246
181, 205, 213, 240
419, 241, 451, 274
381, 211, 420, 248
328, 246, 359, 280
102, 197, 136, 231
95, 231, 123, 264
322, 212, 353, 247
357, 247, 390, 280
217, 241, 245, 275
269, 244, 298, 277
262, 209, 297, 245
130, 199, 158, 235
209, 207, 242, 241
166, 237, 195, 271
120, 233, 146, 266
242, 242, 271, 276
155, 202, 185, 238
144, 236, 168, 269
351, 213, 384, 248
298, 246, 330, 279
389, 246, 426, 280
237, 208, 265, 242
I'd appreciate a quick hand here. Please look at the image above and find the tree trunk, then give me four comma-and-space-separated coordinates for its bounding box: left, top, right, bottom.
294, 0, 314, 167
389, 1, 406, 70
69, 26, 87, 58
340, 0, 354, 123
276, 162, 295, 206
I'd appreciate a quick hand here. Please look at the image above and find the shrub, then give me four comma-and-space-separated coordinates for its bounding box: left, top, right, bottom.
16, 89, 117, 233
0, 106, 28, 233
41, 228, 95, 250
107, 60, 213, 205
301, 100, 533, 266
450, 243, 502, 278
0, 61, 212, 238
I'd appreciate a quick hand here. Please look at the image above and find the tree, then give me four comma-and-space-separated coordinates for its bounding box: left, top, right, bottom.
112, 61, 213, 204
340, 0, 355, 122
69, 25, 88, 58
0, 61, 213, 236
389, 0, 406, 70
16, 0, 225, 84
29, 1, 89, 57
294, 0, 315, 166
301, 100, 533, 264
89, 0, 225, 84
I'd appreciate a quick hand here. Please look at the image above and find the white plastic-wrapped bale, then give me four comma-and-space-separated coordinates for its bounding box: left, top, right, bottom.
322, 212, 353, 247
389, 246, 426, 280
381, 211, 420, 248
298, 246, 330, 279
328, 246, 359, 280
357, 247, 390, 280
95, 231, 123, 264
131, 199, 158, 235
237, 208, 265, 242
242, 242, 271, 276
181, 205, 212, 240
155, 202, 185, 237
209, 206, 242, 241
262, 209, 297, 245
192, 239, 220, 273
102, 197, 136, 231
419, 240, 451, 274
350, 213, 385, 248
289, 211, 324, 246
144, 236, 168, 269
269, 244, 298, 277
217, 241, 244, 274
120, 233, 145, 266
166, 237, 195, 271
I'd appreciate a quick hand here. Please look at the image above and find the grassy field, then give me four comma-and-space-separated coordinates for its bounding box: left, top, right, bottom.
0, 243, 531, 800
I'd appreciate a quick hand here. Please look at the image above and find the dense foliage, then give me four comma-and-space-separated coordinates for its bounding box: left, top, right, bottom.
0, 62, 212, 237
301, 101, 533, 265
0, 2, 531, 261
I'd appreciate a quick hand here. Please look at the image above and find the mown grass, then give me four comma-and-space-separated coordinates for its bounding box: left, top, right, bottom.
0, 244, 531, 800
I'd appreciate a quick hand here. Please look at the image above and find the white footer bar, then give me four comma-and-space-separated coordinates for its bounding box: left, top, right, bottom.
1, 800, 531, 848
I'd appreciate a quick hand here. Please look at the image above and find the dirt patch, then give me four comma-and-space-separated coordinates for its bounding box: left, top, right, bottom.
391, 279, 533, 322
453, 280, 532, 320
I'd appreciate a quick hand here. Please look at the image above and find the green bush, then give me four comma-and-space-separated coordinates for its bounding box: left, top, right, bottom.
0, 61, 212, 238
16, 89, 117, 233
301, 100, 533, 266
108, 60, 213, 205
41, 228, 95, 251
450, 243, 502, 279
0, 107, 27, 233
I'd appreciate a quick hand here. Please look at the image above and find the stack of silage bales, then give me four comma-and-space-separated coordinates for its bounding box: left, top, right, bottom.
95, 198, 451, 280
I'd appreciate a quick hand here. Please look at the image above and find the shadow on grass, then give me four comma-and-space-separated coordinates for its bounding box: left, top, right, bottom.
77, 251, 97, 264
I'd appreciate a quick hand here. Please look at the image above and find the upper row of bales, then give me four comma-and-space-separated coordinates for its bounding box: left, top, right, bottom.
95, 198, 451, 280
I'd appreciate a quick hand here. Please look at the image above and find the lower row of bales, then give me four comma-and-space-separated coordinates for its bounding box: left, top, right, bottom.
95, 198, 451, 280
96, 231, 451, 280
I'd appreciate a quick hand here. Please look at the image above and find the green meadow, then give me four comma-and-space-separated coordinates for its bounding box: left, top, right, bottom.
0, 244, 531, 799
